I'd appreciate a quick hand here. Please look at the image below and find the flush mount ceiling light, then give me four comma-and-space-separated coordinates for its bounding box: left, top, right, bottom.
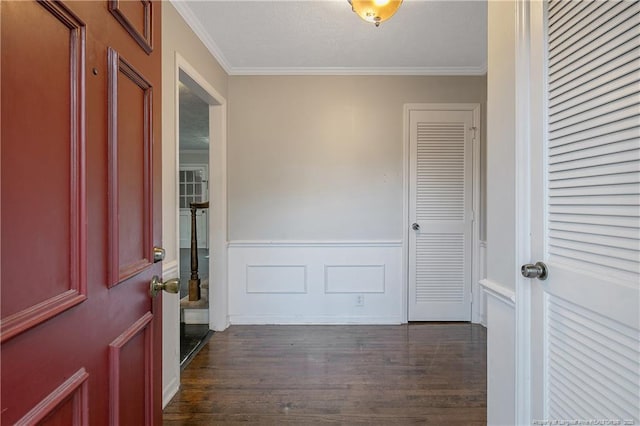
348, 0, 403, 27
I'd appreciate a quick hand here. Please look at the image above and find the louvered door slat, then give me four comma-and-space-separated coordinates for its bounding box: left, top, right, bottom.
550, 71, 639, 117
551, 37, 639, 89
548, 0, 571, 16
548, 0, 604, 38
548, 171, 639, 189
550, 184, 640, 200
549, 104, 639, 139
549, 204, 637, 217
550, 127, 639, 155
549, 229, 639, 250
547, 298, 640, 421
550, 53, 639, 105
549, 2, 637, 67
550, 2, 637, 64
550, 138, 639, 162
549, 116, 639, 147
549, 212, 638, 229
550, 193, 640, 206
544, 1, 640, 422
549, 148, 640, 172
550, 92, 639, 129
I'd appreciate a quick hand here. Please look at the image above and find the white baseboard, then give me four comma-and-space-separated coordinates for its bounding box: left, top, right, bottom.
228, 240, 402, 248
182, 309, 209, 324
211, 318, 231, 332
228, 315, 403, 325
162, 376, 180, 409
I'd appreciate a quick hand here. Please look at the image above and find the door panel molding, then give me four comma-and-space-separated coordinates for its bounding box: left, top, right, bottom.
0, 0, 87, 343
107, 48, 154, 287
109, 0, 153, 54
16, 368, 89, 426
109, 312, 154, 426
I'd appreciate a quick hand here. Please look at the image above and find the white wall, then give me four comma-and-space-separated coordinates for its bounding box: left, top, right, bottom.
161, 2, 228, 408
486, 0, 516, 292
228, 75, 486, 241
227, 75, 486, 324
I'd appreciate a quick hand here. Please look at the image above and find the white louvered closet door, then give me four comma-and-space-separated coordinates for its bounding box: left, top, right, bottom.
408, 109, 474, 321
530, 0, 640, 422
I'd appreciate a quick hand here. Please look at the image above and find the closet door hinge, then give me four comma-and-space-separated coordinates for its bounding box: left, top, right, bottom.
469, 126, 478, 141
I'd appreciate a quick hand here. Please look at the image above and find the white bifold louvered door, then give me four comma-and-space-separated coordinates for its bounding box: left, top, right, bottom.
529, 0, 640, 423
408, 109, 475, 321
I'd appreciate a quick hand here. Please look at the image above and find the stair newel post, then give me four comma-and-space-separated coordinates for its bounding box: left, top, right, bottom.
188, 203, 200, 301
188, 201, 209, 301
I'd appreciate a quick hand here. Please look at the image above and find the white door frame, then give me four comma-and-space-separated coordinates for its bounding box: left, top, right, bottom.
514, 0, 537, 422
174, 53, 229, 332
402, 103, 482, 323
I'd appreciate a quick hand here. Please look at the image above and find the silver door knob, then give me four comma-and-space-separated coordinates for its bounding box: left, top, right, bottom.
412, 223, 420, 231
149, 275, 180, 297
521, 262, 548, 280
153, 246, 165, 263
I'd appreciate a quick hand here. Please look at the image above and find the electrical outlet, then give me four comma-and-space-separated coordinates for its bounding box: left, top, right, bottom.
356, 295, 365, 307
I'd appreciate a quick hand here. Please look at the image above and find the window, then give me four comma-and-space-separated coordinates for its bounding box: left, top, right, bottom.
179, 167, 207, 209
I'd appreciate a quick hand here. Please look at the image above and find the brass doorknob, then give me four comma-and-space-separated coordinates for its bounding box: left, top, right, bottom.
149, 275, 180, 297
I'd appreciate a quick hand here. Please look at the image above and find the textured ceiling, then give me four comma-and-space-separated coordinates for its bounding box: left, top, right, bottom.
171, 0, 487, 75
179, 82, 209, 151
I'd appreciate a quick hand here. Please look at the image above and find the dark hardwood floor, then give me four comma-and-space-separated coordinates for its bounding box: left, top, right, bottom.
163, 323, 487, 425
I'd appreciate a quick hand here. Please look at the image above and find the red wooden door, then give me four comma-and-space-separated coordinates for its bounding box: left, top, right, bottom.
1, 1, 163, 424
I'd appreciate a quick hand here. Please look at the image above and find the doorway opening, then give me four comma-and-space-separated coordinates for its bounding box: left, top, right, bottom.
177, 74, 212, 366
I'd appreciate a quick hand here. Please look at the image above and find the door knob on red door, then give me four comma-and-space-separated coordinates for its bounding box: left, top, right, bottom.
153, 246, 166, 263
149, 276, 180, 297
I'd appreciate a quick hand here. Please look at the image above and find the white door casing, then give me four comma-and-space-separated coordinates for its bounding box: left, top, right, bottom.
174, 55, 229, 333
526, 1, 640, 423
162, 51, 229, 407
407, 105, 479, 321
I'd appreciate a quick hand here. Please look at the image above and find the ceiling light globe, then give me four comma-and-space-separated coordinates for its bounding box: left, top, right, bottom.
348, 0, 403, 27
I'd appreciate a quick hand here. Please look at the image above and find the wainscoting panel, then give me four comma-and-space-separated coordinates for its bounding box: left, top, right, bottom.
228, 241, 403, 324
246, 265, 307, 294
324, 265, 385, 294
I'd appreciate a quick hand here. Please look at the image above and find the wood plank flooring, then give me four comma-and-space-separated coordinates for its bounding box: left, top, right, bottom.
163, 324, 486, 425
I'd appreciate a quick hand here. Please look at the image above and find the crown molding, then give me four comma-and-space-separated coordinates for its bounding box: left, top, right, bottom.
169, 1, 488, 77
170, 0, 233, 74
229, 65, 488, 76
